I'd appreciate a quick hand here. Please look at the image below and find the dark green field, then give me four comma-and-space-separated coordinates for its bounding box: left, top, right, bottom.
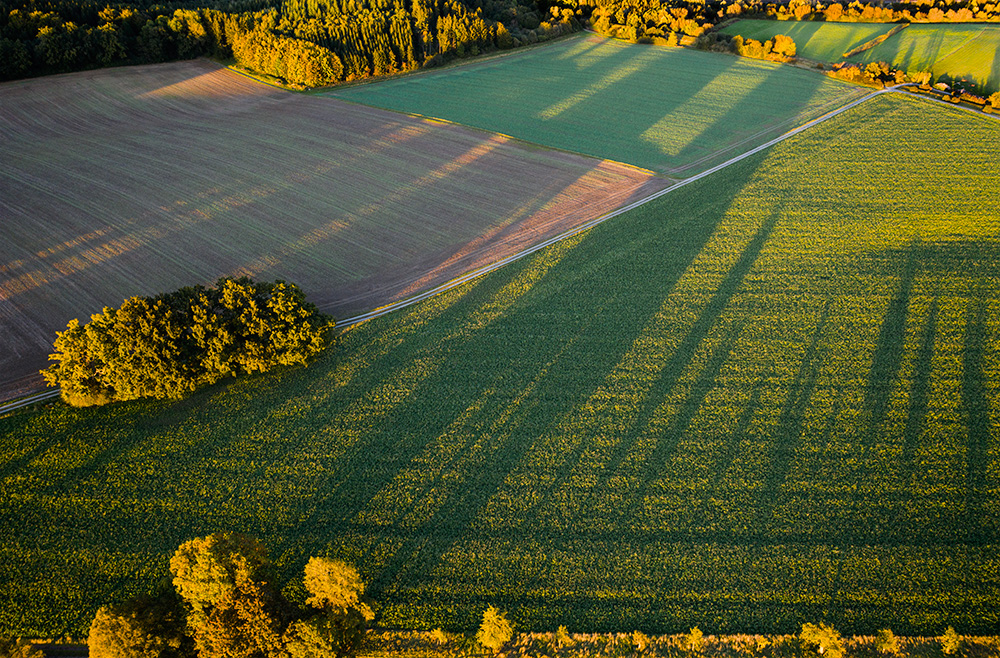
2, 94, 999, 638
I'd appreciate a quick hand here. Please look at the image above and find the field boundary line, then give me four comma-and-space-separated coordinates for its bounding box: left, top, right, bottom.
6, 84, 992, 416
0, 389, 62, 416
336, 84, 914, 330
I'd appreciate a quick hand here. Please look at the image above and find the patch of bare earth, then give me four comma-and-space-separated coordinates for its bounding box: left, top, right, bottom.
0, 60, 668, 400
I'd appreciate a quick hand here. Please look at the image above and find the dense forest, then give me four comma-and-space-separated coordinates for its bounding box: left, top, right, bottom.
2, 0, 999, 87
0, 0, 577, 85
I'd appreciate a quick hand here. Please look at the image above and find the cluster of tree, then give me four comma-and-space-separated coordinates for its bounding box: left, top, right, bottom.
581, 0, 716, 45
824, 59, 912, 85
88, 533, 374, 658
696, 30, 795, 59
42, 278, 331, 406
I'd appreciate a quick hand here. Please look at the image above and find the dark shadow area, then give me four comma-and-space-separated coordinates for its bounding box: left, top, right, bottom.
901, 297, 938, 465
863, 248, 918, 437
755, 298, 832, 532
962, 293, 990, 541
276, 159, 755, 598
626, 210, 780, 476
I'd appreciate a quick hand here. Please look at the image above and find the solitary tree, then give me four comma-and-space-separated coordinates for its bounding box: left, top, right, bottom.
800, 623, 844, 658
476, 606, 513, 653
169, 533, 290, 658
874, 629, 900, 656
683, 627, 704, 653
940, 627, 961, 655
283, 557, 373, 658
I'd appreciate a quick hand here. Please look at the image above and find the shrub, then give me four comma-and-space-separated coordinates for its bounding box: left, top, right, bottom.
941, 627, 961, 655
800, 623, 844, 658
683, 627, 704, 653
556, 626, 574, 648
0, 640, 44, 658
88, 591, 192, 658
875, 629, 900, 656
476, 606, 513, 653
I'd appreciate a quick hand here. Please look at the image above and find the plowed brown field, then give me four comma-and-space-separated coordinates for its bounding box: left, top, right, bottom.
0, 60, 667, 400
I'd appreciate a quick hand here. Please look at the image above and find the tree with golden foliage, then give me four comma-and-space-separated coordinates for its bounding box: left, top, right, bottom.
285, 558, 374, 658
44, 278, 331, 406
476, 606, 513, 654
800, 623, 844, 658
89, 591, 192, 658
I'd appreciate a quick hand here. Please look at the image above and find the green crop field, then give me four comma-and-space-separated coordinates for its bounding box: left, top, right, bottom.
719, 19, 897, 62
330, 34, 866, 176
2, 93, 999, 638
849, 24, 1000, 91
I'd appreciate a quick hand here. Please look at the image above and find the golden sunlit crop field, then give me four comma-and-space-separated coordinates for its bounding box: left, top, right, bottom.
2, 93, 997, 637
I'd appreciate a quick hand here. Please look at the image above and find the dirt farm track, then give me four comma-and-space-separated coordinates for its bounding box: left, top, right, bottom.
0, 59, 667, 401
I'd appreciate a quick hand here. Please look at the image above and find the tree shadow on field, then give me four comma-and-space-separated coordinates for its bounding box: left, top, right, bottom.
753, 298, 833, 533
901, 297, 938, 467
595, 208, 781, 527
962, 291, 990, 542
273, 154, 778, 603
666, 59, 832, 178
863, 249, 919, 439
990, 40, 1000, 92
860, 239, 1000, 543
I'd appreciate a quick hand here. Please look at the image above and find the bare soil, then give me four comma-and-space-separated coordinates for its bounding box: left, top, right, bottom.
0, 60, 667, 400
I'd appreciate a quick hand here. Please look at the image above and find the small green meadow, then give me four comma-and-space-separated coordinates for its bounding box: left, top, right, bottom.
850, 24, 1000, 92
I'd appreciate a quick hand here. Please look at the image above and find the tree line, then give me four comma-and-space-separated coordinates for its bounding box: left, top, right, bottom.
0, 0, 572, 86
572, 0, 1000, 55
6, 0, 998, 88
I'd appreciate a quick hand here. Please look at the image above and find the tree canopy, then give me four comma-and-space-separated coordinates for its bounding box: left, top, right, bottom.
90, 533, 374, 658
42, 278, 331, 406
